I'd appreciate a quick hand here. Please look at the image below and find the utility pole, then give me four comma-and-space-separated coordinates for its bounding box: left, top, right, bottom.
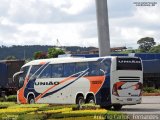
95, 0, 110, 56
56, 39, 61, 47
56, 39, 65, 51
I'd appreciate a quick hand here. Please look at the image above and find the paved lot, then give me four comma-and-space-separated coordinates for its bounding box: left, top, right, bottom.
142, 96, 160, 104
120, 96, 160, 120
121, 96, 160, 113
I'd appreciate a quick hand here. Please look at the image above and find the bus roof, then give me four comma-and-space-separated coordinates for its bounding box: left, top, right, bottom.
22, 56, 115, 68
22, 56, 140, 68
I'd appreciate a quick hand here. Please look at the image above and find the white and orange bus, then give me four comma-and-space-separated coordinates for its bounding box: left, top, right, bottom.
13, 56, 143, 110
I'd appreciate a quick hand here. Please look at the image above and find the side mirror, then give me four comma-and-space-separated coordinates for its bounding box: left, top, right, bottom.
13, 71, 24, 82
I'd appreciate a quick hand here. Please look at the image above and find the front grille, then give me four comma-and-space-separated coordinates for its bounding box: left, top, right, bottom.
119, 76, 140, 82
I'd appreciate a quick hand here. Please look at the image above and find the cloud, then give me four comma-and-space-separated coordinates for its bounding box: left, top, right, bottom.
7, 0, 66, 23
108, 0, 160, 48
108, 0, 135, 18
3, 0, 95, 24
80, 21, 97, 39
0, 17, 19, 46
0, 0, 98, 47
0, 0, 160, 49
0, 0, 10, 16
0, 17, 17, 35
52, 0, 93, 15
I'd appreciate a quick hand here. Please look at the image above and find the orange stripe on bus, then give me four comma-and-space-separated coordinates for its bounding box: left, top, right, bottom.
18, 77, 29, 104
115, 82, 126, 89
85, 76, 105, 94
39, 61, 46, 65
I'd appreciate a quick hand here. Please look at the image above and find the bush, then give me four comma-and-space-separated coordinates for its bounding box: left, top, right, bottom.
0, 97, 5, 102
18, 114, 46, 120
0, 102, 126, 120
72, 104, 100, 111
0, 102, 15, 109
7, 95, 17, 102
143, 87, 159, 93
0, 95, 17, 102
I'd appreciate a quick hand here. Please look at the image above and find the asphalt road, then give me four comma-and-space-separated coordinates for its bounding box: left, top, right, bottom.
119, 96, 160, 120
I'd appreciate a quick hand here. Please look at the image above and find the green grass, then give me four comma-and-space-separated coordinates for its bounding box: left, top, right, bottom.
8, 103, 48, 108
0, 102, 15, 108
0, 102, 126, 120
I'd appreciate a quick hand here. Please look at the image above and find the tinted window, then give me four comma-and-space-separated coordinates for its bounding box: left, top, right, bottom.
29, 64, 50, 80
19, 66, 30, 88
75, 62, 88, 73
39, 65, 51, 78
117, 58, 142, 70
88, 61, 104, 76
29, 65, 42, 77
101, 59, 111, 74
20, 66, 30, 79
63, 63, 75, 77
52, 64, 63, 78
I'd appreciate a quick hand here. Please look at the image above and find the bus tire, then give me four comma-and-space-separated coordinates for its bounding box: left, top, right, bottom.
28, 95, 35, 104
86, 96, 95, 104
76, 96, 85, 105
101, 105, 112, 110
113, 105, 122, 110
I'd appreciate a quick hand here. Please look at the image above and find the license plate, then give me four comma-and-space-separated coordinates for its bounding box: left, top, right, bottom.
127, 98, 132, 101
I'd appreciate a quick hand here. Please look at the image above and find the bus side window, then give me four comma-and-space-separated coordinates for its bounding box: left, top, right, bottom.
19, 66, 30, 87
75, 62, 88, 73
88, 61, 103, 76
52, 64, 63, 78
101, 59, 111, 74
29, 65, 42, 78
20, 66, 30, 79
63, 63, 75, 77
39, 65, 51, 78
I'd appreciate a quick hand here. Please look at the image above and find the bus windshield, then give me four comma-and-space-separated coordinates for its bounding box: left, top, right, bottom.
117, 57, 142, 70
29, 65, 42, 78
19, 66, 30, 88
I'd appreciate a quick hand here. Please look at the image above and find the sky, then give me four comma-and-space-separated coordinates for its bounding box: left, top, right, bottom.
0, 0, 160, 49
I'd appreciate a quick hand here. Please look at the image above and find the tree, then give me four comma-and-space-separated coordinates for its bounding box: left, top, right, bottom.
34, 51, 47, 59
47, 48, 65, 58
137, 37, 156, 52
149, 45, 160, 53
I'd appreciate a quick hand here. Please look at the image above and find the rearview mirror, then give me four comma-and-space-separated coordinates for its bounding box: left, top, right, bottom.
13, 71, 24, 82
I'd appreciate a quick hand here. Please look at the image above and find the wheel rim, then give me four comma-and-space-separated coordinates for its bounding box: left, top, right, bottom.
79, 99, 84, 105
89, 99, 95, 103
30, 99, 35, 104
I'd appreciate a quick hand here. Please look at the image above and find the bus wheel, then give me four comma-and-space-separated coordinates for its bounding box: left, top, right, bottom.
113, 105, 122, 110
101, 105, 112, 110
76, 96, 85, 105
28, 95, 35, 104
86, 96, 95, 104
